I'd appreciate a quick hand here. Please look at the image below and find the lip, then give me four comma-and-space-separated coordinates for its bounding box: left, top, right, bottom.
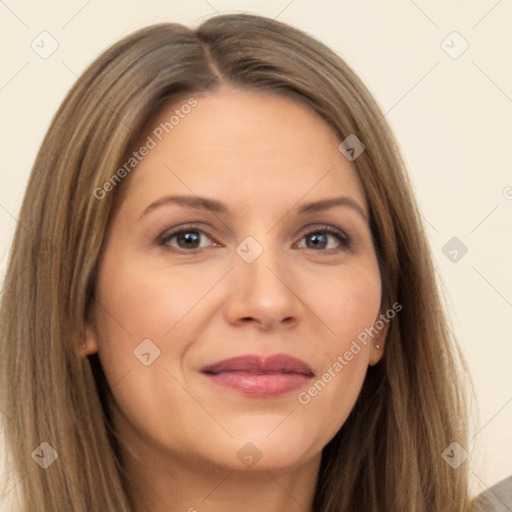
200, 354, 314, 397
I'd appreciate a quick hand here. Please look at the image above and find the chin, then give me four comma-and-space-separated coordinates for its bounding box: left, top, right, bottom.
202, 429, 322, 473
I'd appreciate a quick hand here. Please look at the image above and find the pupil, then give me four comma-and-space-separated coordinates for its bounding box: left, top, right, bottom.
307, 233, 327, 249
178, 231, 200, 248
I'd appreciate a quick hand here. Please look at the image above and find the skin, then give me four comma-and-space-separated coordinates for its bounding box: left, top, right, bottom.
81, 86, 388, 512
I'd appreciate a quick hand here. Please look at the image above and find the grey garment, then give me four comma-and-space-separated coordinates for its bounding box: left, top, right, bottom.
474, 476, 512, 512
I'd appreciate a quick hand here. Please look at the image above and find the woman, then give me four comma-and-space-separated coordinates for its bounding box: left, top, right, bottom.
0, 12, 490, 511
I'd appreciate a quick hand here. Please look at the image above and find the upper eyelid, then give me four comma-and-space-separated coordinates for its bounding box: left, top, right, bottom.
160, 222, 216, 237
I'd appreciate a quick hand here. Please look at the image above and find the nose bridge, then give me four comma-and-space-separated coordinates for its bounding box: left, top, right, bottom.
235, 233, 287, 297
224, 232, 301, 328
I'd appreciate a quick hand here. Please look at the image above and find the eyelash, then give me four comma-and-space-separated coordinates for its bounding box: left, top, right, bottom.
158, 223, 351, 254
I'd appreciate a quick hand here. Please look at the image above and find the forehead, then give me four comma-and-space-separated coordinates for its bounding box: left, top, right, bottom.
118, 87, 367, 216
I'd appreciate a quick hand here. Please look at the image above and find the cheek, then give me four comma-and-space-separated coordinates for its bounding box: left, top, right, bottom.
305, 260, 382, 351
94, 250, 215, 348
91, 253, 209, 441
91, 247, 228, 415
294, 348, 368, 454
91, 253, 171, 386
290, 260, 381, 424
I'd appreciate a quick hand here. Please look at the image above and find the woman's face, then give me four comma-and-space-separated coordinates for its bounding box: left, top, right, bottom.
85, 87, 387, 473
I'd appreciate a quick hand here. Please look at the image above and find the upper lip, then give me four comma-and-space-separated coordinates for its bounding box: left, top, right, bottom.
201, 354, 314, 376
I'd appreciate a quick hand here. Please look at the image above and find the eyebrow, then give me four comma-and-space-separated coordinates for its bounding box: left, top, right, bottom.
297, 197, 368, 221
138, 194, 368, 221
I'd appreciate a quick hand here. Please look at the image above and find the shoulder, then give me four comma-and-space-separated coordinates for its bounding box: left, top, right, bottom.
474, 476, 512, 512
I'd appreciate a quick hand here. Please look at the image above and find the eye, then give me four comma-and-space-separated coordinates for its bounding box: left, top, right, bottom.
296, 225, 350, 251
159, 225, 218, 252
157, 223, 350, 253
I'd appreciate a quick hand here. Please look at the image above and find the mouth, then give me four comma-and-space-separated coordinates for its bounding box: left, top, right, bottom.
200, 354, 314, 397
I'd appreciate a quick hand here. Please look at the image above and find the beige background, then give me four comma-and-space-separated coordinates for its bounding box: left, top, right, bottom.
1, 0, 511, 506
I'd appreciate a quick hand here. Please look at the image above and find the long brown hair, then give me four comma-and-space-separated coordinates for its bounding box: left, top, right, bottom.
1, 13, 475, 511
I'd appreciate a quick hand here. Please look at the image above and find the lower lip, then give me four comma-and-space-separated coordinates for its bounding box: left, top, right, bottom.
202, 372, 311, 397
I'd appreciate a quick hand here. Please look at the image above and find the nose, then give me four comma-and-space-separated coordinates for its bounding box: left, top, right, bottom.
223, 241, 303, 331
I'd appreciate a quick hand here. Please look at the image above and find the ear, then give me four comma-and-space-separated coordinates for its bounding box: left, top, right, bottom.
74, 322, 99, 358
368, 314, 390, 366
